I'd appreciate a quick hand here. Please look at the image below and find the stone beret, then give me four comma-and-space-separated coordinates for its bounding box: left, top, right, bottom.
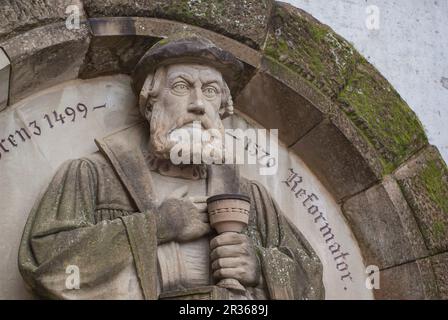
132, 34, 244, 96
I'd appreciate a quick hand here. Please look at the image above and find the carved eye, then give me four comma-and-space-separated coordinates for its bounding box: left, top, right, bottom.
203, 86, 218, 99
172, 81, 189, 94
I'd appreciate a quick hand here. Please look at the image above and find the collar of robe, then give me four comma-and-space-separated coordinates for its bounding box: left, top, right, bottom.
142, 150, 208, 180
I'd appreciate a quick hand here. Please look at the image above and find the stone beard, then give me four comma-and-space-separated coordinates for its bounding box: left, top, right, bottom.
18, 36, 325, 300
144, 63, 251, 296
147, 64, 227, 165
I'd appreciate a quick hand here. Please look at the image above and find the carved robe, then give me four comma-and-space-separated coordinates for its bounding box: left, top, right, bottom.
18, 122, 324, 300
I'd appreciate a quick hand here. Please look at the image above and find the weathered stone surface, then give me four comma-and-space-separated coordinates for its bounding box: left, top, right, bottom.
375, 258, 439, 299
79, 35, 159, 78
338, 58, 428, 173
0, 22, 90, 104
87, 17, 262, 67
265, 2, 357, 98
235, 58, 324, 146
431, 252, 448, 299
83, 17, 258, 96
0, 0, 85, 42
0, 48, 10, 110
395, 146, 448, 254
83, 0, 273, 49
342, 176, 428, 269
264, 2, 428, 175
290, 111, 381, 201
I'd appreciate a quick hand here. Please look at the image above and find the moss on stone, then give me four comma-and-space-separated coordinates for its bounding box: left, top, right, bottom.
83, 0, 273, 49
396, 148, 448, 253
421, 160, 448, 214
264, 3, 357, 98
264, 2, 428, 174
433, 221, 446, 241
338, 60, 428, 173
269, 5, 426, 173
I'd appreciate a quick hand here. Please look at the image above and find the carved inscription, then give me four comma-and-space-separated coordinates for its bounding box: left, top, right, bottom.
0, 103, 106, 160
283, 168, 353, 290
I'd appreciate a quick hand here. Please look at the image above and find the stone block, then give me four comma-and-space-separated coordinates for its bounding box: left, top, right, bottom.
0, 0, 86, 42
0, 48, 10, 110
264, 2, 358, 98
430, 252, 448, 299
83, 17, 259, 95
395, 146, 448, 254
338, 59, 427, 173
374, 258, 439, 300
342, 176, 428, 269
79, 35, 159, 79
0, 22, 90, 104
290, 112, 382, 201
83, 0, 274, 49
235, 57, 324, 146
87, 17, 262, 68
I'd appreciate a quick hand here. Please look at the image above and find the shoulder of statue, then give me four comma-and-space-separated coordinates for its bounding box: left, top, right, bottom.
75, 151, 110, 170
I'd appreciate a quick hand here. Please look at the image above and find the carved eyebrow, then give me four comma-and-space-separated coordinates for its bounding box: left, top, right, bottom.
168, 73, 194, 84
202, 80, 220, 88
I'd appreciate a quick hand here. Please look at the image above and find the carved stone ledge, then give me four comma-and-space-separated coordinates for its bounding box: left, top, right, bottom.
342, 176, 428, 269
81, 17, 260, 95
79, 34, 159, 79
0, 0, 86, 43
0, 22, 90, 105
82, 0, 274, 49
394, 146, 448, 255
86, 17, 262, 67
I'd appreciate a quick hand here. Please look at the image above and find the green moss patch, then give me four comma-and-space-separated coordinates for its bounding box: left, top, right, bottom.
264, 3, 428, 174
264, 3, 358, 98
421, 159, 448, 214
397, 150, 448, 252
338, 60, 427, 172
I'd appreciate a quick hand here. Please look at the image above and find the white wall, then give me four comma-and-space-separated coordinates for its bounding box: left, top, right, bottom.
285, 0, 448, 163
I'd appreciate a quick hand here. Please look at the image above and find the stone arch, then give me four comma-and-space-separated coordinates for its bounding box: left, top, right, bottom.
0, 0, 446, 299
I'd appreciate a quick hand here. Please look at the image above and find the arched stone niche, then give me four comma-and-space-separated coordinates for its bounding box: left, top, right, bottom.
0, 1, 447, 299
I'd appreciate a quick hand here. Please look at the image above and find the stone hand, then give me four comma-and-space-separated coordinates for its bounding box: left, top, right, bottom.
155, 197, 211, 243
210, 233, 261, 287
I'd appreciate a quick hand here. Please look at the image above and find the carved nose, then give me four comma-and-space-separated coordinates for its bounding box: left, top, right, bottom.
188, 104, 206, 115
188, 87, 205, 115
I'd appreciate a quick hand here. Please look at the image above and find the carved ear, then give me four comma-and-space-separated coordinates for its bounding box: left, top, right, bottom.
139, 74, 154, 116
219, 81, 234, 119
219, 98, 234, 119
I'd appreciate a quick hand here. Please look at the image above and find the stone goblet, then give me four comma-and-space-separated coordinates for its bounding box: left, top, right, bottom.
206, 193, 251, 293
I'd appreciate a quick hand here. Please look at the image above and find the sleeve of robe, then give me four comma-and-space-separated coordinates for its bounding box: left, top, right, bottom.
248, 180, 325, 300
18, 159, 159, 300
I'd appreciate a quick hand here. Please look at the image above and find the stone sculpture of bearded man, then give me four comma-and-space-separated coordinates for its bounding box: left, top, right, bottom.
18, 35, 324, 300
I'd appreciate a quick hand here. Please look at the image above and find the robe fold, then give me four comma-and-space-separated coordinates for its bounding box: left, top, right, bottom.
18, 121, 324, 300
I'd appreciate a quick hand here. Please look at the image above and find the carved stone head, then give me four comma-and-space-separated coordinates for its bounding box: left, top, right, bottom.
132, 35, 243, 161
